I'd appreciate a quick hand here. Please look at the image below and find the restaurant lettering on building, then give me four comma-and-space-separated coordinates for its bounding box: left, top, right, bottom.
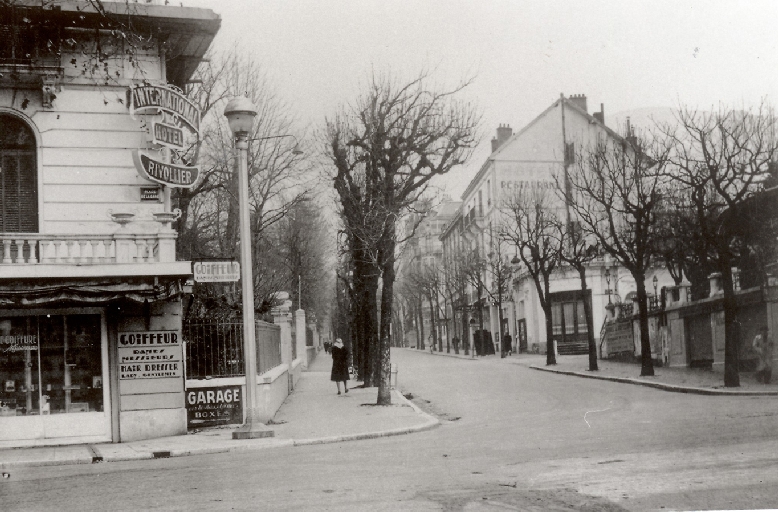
0, 1, 220, 447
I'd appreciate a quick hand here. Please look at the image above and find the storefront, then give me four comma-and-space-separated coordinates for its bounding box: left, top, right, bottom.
0, 309, 110, 443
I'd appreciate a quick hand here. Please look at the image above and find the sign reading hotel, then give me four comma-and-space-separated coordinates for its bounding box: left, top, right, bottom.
128, 83, 201, 189
118, 330, 183, 380
193, 260, 240, 283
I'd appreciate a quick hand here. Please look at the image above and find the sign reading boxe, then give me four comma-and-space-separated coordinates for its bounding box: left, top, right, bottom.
118, 331, 183, 380
186, 386, 243, 428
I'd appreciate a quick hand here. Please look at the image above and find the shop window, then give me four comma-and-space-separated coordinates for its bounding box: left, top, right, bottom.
563, 303, 575, 334
0, 314, 102, 417
576, 300, 588, 333
551, 303, 562, 335
0, 114, 38, 233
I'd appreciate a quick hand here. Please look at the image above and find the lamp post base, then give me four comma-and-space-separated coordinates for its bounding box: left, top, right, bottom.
232, 420, 275, 440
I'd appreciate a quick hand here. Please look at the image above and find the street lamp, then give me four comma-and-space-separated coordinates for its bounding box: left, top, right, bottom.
224, 97, 274, 439
605, 268, 612, 304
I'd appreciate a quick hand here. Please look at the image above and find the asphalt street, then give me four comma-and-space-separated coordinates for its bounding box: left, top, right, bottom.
2, 349, 778, 511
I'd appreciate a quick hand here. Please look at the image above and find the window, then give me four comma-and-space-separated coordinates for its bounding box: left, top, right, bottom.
0, 314, 103, 416
0, 114, 38, 233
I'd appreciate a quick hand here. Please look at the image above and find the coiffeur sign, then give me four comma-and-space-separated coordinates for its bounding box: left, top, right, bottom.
193, 260, 240, 283
129, 83, 200, 188
118, 331, 183, 380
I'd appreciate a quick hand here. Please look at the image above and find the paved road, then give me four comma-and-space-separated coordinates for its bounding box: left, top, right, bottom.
3, 349, 778, 511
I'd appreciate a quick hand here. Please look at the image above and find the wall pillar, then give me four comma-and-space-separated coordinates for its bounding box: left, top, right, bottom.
294, 309, 307, 369
272, 298, 293, 368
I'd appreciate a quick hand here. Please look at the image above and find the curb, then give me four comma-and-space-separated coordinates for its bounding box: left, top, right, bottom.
529, 365, 778, 396
0, 390, 438, 469
292, 389, 440, 447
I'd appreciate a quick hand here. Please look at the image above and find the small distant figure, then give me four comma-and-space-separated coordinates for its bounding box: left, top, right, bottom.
502, 333, 512, 357
753, 325, 774, 384
330, 338, 350, 395
323, 340, 331, 354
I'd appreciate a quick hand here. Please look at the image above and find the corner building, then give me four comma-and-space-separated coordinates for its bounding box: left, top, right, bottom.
0, 1, 219, 447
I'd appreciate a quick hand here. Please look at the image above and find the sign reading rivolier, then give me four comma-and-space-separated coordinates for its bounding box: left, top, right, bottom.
133, 150, 200, 189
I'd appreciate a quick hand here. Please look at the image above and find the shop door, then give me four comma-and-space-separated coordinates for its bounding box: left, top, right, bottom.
517, 319, 527, 353
686, 314, 713, 368
0, 312, 110, 443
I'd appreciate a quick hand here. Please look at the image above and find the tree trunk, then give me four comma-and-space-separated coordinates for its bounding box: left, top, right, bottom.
720, 255, 740, 387
461, 302, 469, 355
377, 236, 395, 405
417, 301, 425, 350
428, 293, 437, 351
579, 266, 598, 371
635, 275, 655, 377
544, 274, 557, 365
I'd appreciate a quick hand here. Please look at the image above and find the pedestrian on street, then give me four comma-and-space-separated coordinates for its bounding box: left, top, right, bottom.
753, 325, 774, 384
330, 338, 350, 394
502, 332, 512, 357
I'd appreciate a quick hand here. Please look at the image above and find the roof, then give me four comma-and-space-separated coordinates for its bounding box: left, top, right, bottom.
461, 95, 626, 201
9, 0, 221, 87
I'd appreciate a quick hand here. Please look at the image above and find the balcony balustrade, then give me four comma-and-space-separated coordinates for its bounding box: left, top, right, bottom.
0, 232, 177, 265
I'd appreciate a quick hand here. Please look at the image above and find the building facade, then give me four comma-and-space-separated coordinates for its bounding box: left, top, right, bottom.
0, 1, 219, 447
443, 94, 670, 356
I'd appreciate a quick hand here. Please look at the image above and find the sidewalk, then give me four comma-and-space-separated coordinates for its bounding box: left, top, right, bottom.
523, 353, 778, 396
418, 346, 778, 396
0, 353, 438, 470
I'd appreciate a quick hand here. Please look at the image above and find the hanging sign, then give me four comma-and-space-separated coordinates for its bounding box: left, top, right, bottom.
129, 84, 200, 133
128, 83, 202, 189
193, 260, 240, 283
151, 121, 185, 150
133, 150, 200, 189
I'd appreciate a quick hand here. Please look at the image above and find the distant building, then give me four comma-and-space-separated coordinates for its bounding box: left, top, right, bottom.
442, 94, 663, 355
0, 1, 219, 446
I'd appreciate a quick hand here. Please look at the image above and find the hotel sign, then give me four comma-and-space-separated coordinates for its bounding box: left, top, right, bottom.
129, 83, 201, 188
129, 84, 200, 133
118, 330, 183, 380
193, 260, 240, 283
151, 122, 185, 150
133, 151, 199, 189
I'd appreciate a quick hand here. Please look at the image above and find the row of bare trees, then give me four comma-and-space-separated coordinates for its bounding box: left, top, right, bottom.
392, 102, 776, 389
177, 48, 333, 325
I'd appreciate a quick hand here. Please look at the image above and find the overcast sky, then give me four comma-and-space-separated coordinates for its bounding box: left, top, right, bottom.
182, 0, 778, 198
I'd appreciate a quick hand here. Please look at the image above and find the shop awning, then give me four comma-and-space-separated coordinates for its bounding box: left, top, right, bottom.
0, 277, 184, 307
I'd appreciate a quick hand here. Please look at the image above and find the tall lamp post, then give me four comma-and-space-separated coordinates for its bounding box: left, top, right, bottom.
224, 97, 274, 439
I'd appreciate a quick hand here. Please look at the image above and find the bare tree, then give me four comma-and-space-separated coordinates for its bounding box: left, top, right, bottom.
557, 221, 600, 371
326, 70, 480, 404
180, 49, 313, 317
500, 188, 564, 365
659, 102, 778, 386
565, 137, 669, 376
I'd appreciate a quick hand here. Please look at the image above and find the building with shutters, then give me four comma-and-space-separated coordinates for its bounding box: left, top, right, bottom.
441, 94, 671, 356
0, 1, 219, 447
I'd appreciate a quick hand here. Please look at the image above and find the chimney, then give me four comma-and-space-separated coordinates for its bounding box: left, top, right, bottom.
592, 103, 605, 124
568, 94, 588, 113
491, 124, 513, 152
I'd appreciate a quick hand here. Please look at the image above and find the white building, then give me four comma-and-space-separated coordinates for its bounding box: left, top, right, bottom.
0, 1, 219, 447
445, 94, 661, 355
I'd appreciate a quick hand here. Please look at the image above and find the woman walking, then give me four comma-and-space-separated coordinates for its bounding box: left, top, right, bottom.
330, 338, 350, 395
